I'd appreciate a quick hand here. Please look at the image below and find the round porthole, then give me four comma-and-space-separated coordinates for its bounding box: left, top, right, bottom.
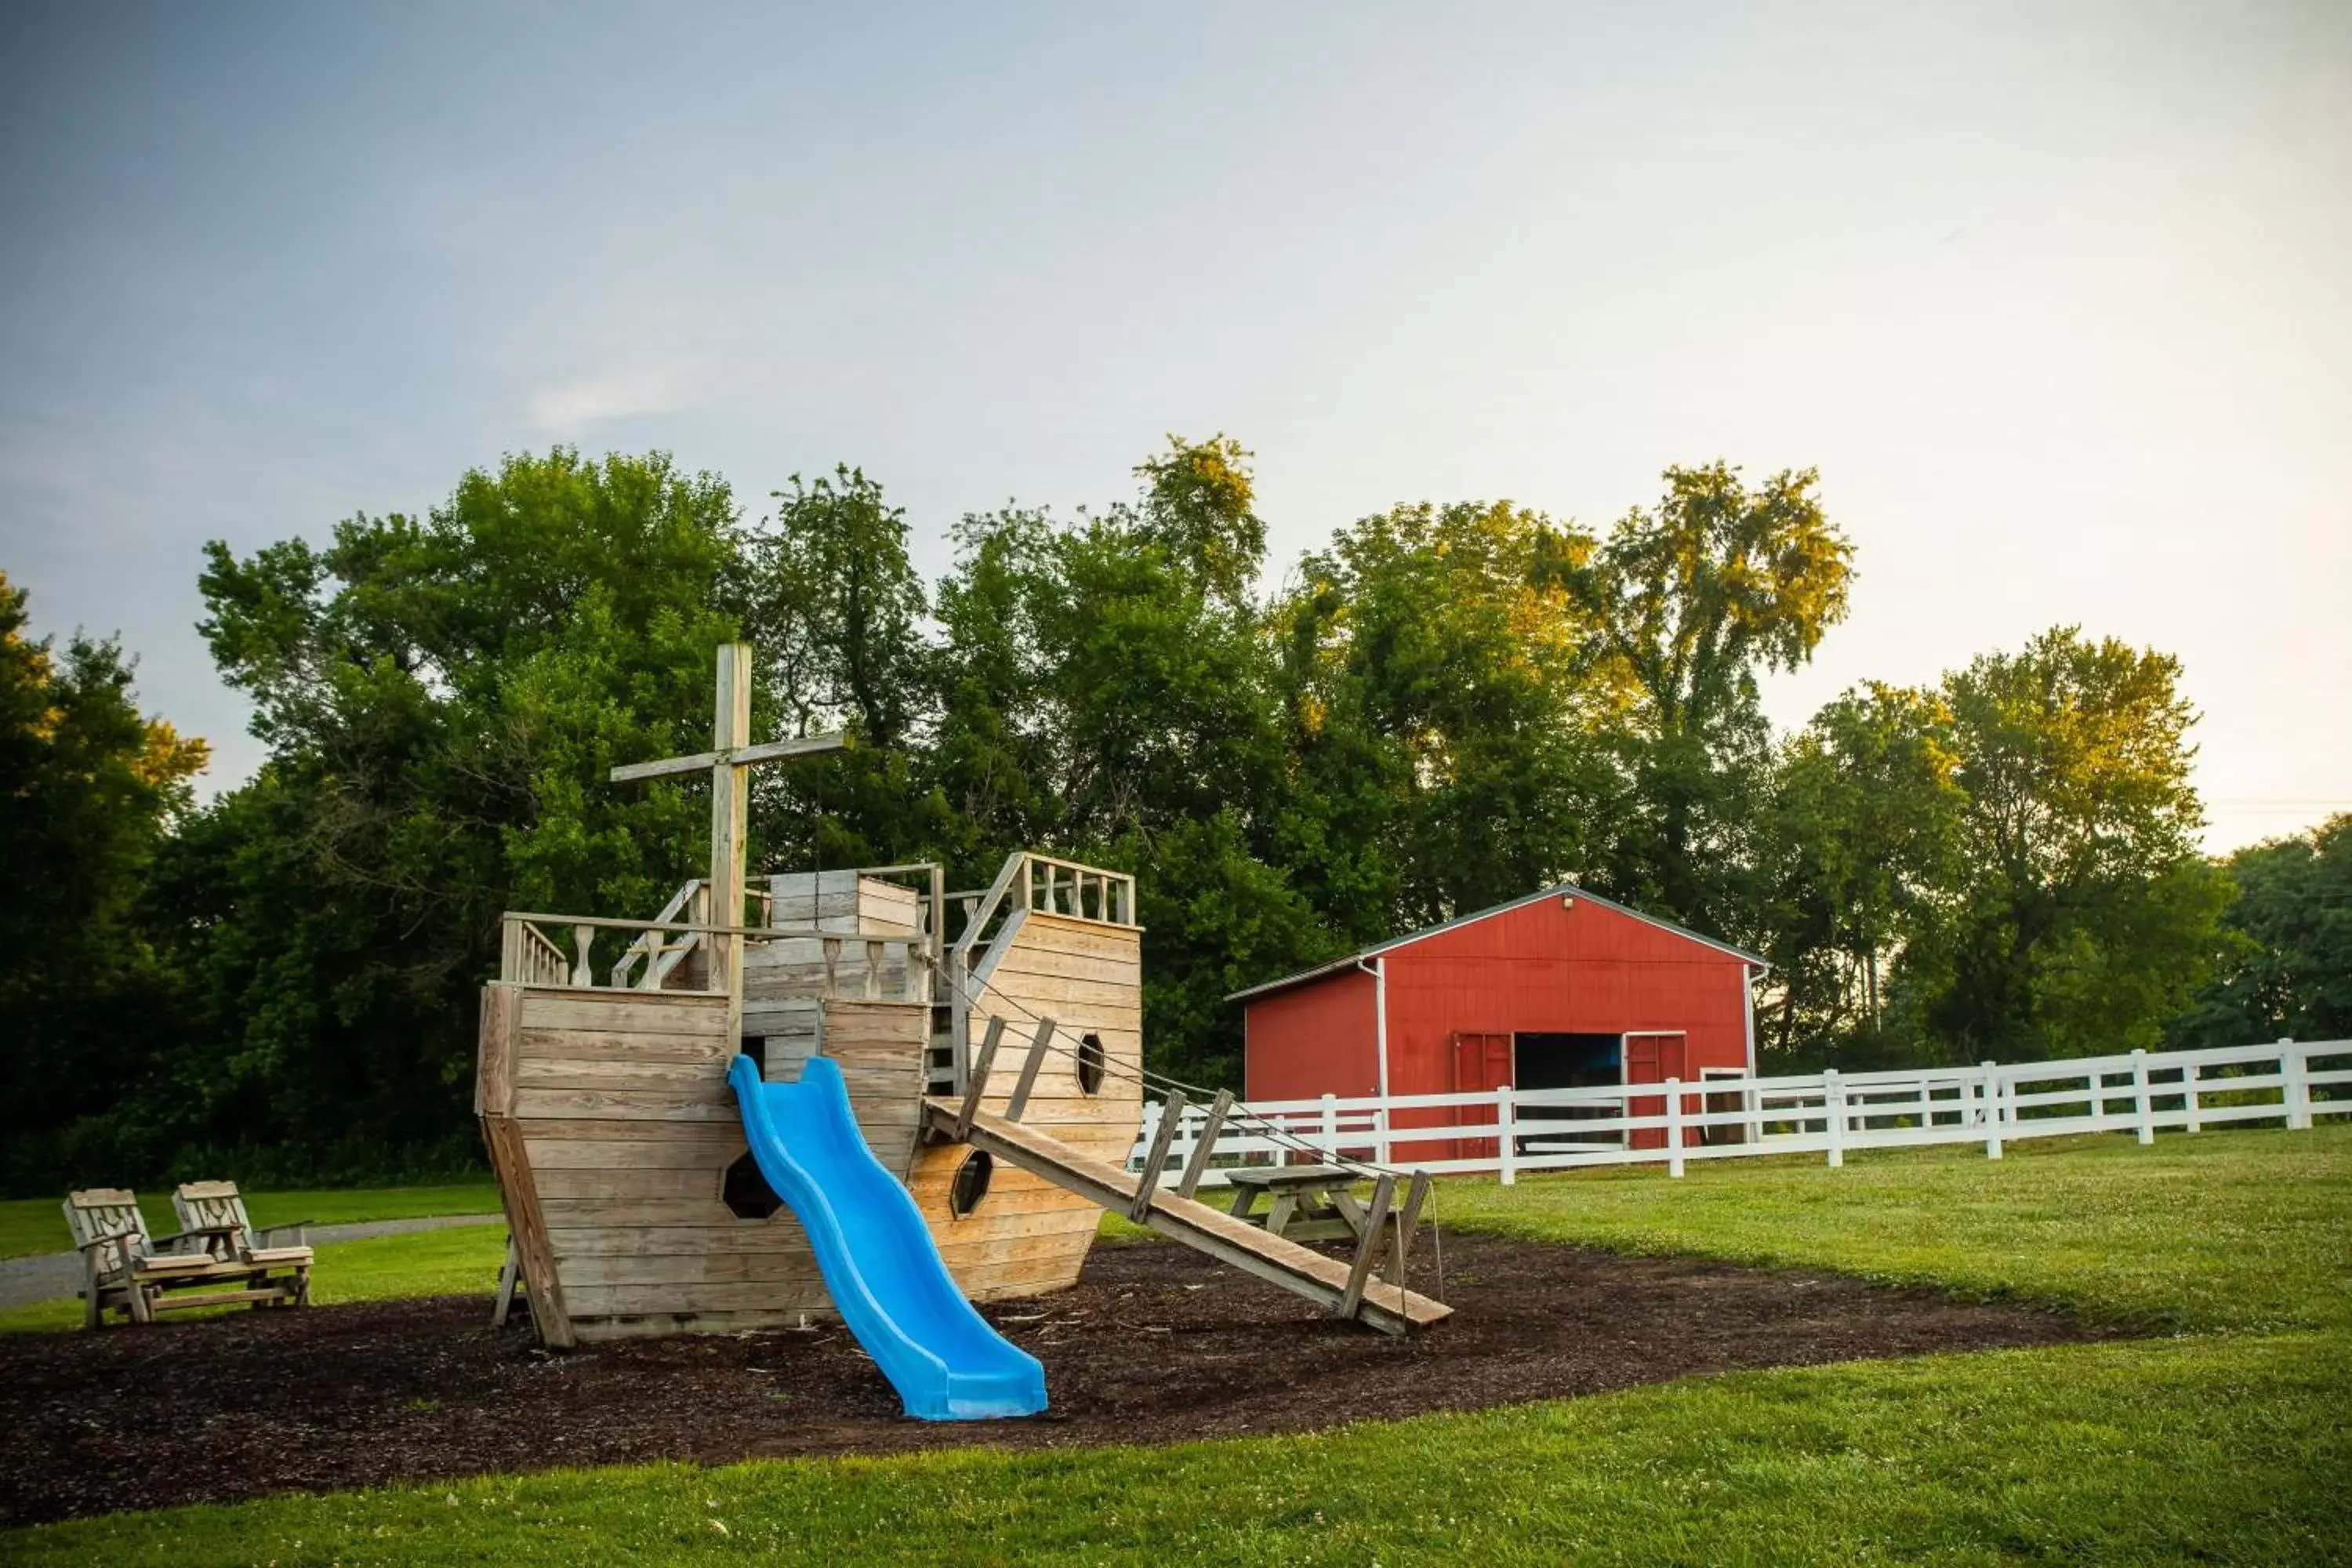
949, 1150, 993, 1218
1076, 1033, 1106, 1095
722, 1152, 783, 1220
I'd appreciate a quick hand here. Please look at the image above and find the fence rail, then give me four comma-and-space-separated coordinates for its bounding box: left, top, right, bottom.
1127, 1038, 2352, 1187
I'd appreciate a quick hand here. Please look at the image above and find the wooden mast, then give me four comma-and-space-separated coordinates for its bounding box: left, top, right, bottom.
608, 642, 849, 1033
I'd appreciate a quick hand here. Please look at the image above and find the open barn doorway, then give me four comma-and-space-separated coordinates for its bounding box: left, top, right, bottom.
1512, 1032, 1623, 1150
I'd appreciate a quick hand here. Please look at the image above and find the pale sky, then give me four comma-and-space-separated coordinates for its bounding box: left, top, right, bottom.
3, 2, 2347, 852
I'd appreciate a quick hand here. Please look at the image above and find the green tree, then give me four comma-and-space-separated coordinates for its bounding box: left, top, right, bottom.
2173, 814, 2352, 1047
740, 466, 944, 875
1132, 434, 1266, 610
1276, 499, 1622, 937
1905, 627, 2230, 1061
167, 449, 746, 1171
1759, 682, 1965, 1062
924, 439, 1319, 1082
1562, 463, 1854, 942
0, 572, 209, 1188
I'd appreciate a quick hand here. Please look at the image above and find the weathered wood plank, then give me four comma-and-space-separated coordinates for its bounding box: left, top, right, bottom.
992, 913, 1144, 957
476, 983, 521, 1116
521, 1133, 749, 1169
532, 1165, 732, 1201
571, 1308, 836, 1341
546, 1221, 814, 1255
516, 993, 731, 1037
1129, 1088, 1186, 1221
563, 1279, 824, 1316
515, 1058, 731, 1091
932, 1210, 1102, 1255
482, 1112, 574, 1348
540, 1198, 763, 1227
554, 1251, 827, 1288
955, 1254, 1092, 1300
510, 1088, 738, 1122
982, 946, 1142, 985
516, 1030, 736, 1065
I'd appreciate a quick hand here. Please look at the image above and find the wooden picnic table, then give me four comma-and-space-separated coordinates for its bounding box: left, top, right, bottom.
1223, 1166, 1383, 1243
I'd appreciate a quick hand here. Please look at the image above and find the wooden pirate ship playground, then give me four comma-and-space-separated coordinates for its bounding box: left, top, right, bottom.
475, 644, 1446, 1414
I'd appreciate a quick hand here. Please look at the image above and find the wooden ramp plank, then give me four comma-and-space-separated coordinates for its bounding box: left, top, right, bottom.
921, 1098, 1451, 1335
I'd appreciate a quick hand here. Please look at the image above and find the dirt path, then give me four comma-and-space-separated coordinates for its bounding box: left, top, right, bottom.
0, 1233, 2121, 1525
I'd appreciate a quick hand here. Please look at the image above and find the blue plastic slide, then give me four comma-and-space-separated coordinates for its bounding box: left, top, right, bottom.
727, 1054, 1047, 1421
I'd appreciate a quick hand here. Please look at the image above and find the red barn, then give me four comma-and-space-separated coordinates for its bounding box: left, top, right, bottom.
1233, 884, 1766, 1158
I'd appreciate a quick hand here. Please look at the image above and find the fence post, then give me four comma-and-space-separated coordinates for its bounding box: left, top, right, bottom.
2184, 1061, 2202, 1133
1320, 1092, 1339, 1161
1375, 1101, 1392, 1168
2089, 1066, 2107, 1131
2282, 1038, 2311, 1131
1497, 1085, 1518, 1186
1981, 1061, 2003, 1160
1823, 1069, 1845, 1169
2131, 1048, 2154, 1145
1746, 1079, 1764, 1147
1665, 1076, 1685, 1178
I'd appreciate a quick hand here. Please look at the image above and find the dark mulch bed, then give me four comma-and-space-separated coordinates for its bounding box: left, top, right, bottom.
0, 1235, 2122, 1525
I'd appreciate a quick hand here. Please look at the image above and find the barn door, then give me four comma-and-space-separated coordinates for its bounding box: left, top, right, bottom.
1450, 1031, 1512, 1160
1624, 1032, 1688, 1151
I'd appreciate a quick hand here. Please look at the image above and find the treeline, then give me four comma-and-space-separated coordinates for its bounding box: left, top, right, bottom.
4, 441, 2345, 1191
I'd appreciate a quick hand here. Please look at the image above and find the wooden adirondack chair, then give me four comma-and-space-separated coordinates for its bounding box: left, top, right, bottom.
170, 1181, 313, 1305
62, 1189, 267, 1327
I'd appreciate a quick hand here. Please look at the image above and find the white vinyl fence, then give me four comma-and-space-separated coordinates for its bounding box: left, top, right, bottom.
1128, 1038, 2352, 1188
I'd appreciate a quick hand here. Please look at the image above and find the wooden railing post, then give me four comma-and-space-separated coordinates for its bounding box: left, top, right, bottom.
2132, 1048, 2155, 1145
2090, 1066, 2107, 1131
1319, 1093, 1339, 1162
1177, 1089, 1235, 1200
1130, 1091, 1187, 1221
1389, 1170, 1431, 1293
1665, 1076, 1686, 1178
949, 948, 971, 1094
954, 1017, 1009, 1141
1005, 1018, 1058, 1122
2184, 1060, 2202, 1133
1337, 1173, 1397, 1320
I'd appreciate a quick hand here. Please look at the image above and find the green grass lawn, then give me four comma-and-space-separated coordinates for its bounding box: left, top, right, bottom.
1432, 1124, 2352, 1334
0, 1182, 502, 1260
7, 1128, 2349, 1565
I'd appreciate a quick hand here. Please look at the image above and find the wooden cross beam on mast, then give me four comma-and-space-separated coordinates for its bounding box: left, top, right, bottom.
609, 644, 848, 1009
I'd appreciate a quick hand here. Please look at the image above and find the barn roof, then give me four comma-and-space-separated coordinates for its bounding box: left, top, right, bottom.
1225, 880, 1768, 1004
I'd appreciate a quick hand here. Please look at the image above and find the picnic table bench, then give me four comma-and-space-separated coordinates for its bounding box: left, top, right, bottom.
1223, 1166, 1385, 1243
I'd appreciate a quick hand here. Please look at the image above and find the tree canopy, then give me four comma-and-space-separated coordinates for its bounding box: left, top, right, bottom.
3, 441, 2304, 1190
